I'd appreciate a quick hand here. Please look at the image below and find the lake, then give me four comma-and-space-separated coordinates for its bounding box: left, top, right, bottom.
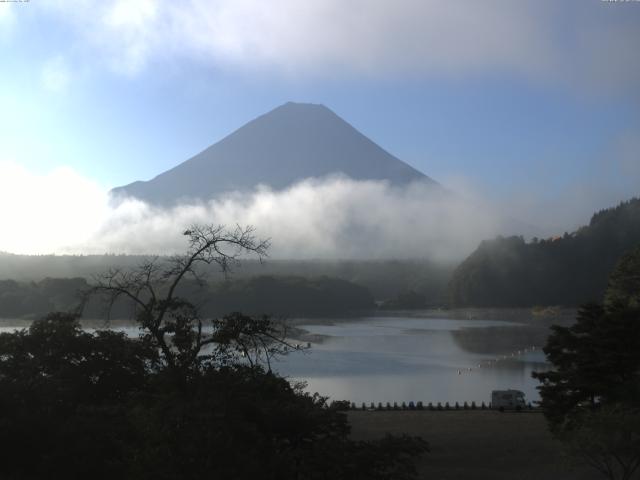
0, 313, 550, 406
274, 315, 549, 405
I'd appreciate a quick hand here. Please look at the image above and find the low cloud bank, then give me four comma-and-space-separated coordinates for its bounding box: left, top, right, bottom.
99, 177, 501, 261
0, 163, 501, 261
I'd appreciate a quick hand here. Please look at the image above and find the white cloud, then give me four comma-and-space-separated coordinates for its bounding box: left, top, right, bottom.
35, 0, 640, 89
41, 56, 71, 92
2, 156, 635, 258
0, 164, 502, 260
35, 0, 163, 75
0, 162, 109, 254
101, 0, 159, 74
106, 0, 157, 28
98, 178, 503, 260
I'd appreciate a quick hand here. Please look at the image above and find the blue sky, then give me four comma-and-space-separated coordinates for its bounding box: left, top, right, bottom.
1, 0, 639, 254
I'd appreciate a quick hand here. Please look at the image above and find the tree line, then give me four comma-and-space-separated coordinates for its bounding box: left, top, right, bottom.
0, 252, 454, 304
448, 197, 640, 307
0, 274, 374, 320
534, 244, 640, 480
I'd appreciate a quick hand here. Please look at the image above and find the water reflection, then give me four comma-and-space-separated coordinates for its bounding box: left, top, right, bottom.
274, 316, 549, 405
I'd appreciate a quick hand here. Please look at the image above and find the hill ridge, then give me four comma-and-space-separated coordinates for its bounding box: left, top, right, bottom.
448, 197, 640, 307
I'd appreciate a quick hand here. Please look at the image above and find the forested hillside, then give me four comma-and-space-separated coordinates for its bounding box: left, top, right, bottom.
448, 198, 640, 307
0, 275, 373, 320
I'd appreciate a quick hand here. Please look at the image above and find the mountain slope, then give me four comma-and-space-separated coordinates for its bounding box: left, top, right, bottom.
448, 197, 640, 307
111, 102, 435, 205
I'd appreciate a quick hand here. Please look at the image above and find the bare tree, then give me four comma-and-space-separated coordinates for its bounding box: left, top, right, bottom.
211, 312, 304, 371
83, 224, 299, 375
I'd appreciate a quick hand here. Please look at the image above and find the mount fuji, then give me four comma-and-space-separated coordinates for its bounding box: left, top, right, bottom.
110, 102, 436, 205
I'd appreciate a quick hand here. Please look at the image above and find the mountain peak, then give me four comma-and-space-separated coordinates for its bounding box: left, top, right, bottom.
111, 103, 436, 206
251, 101, 337, 126
280, 101, 327, 109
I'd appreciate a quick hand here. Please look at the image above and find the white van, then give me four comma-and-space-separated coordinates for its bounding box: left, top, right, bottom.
491, 390, 526, 410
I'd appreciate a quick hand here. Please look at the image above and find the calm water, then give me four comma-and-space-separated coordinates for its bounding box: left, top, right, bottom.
0, 314, 549, 405
274, 316, 549, 405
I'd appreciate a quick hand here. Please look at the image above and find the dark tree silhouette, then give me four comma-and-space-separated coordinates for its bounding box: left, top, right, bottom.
605, 245, 640, 311
0, 312, 153, 479
533, 246, 640, 480
562, 407, 640, 480
0, 225, 428, 479
86, 224, 272, 374
533, 304, 640, 429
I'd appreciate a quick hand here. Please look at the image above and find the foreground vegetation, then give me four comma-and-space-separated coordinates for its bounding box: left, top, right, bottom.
0, 225, 426, 479
534, 245, 640, 480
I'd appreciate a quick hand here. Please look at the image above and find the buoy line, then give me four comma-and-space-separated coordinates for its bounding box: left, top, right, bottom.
456, 345, 538, 375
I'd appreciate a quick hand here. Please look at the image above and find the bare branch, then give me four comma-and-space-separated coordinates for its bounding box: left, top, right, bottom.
81, 224, 271, 374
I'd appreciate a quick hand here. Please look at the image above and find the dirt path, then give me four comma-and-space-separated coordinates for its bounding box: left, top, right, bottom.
348, 410, 601, 480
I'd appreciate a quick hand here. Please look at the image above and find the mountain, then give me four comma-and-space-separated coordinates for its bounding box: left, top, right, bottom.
448, 197, 640, 307
111, 102, 435, 205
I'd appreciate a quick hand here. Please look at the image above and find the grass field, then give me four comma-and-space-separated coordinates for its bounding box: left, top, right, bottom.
348, 410, 602, 480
